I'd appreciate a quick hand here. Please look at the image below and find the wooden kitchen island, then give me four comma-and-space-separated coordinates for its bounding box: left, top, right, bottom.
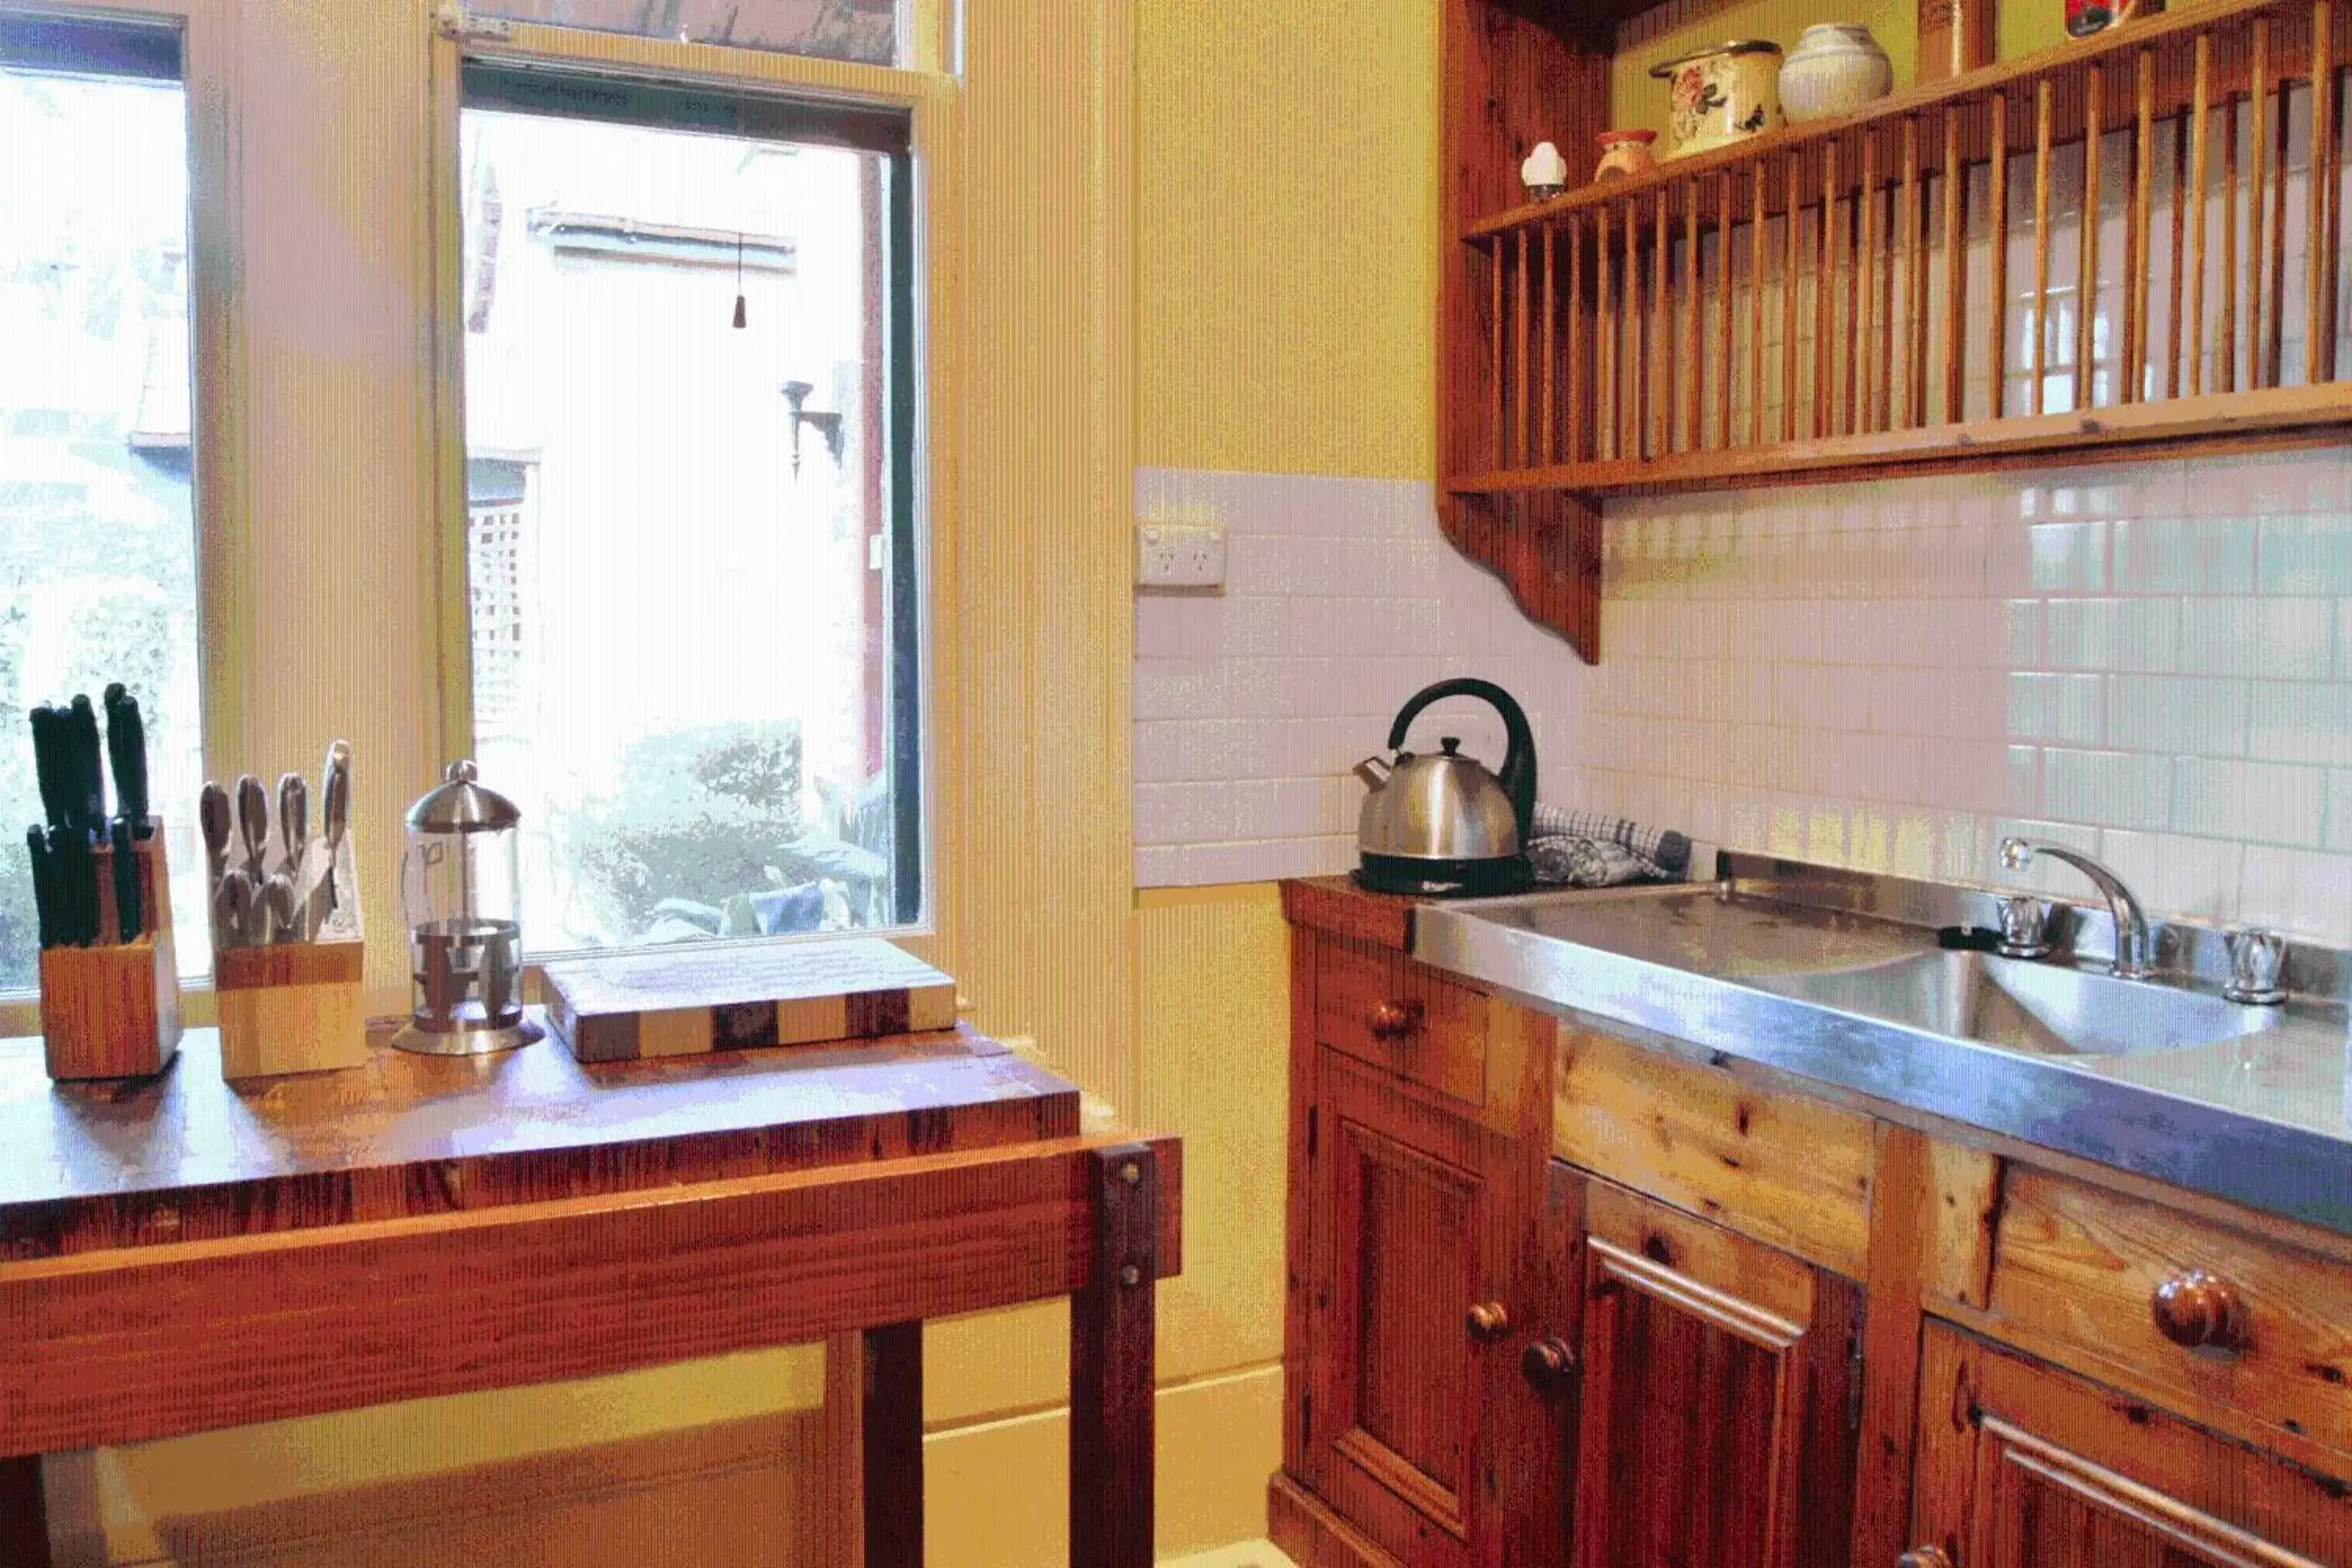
0, 1021, 1178, 1566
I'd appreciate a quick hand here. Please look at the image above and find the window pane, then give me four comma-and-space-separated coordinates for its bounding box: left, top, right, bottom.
459, 87, 919, 955
473, 0, 897, 68
0, 25, 207, 991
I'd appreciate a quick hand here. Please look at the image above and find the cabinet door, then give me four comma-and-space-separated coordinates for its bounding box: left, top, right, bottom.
1566, 1174, 1862, 1568
1911, 1323, 2352, 1568
1305, 1048, 1512, 1568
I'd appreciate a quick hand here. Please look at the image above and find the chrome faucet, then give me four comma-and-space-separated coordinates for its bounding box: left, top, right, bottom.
1998, 837, 2154, 979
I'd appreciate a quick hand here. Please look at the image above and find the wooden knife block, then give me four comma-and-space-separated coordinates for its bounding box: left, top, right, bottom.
215, 938, 368, 1080
40, 821, 184, 1081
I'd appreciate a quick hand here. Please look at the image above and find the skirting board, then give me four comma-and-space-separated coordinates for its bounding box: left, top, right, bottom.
49, 1363, 1283, 1566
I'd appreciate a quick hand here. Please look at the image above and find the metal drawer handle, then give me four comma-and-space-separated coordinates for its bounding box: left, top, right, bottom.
2152, 1269, 2249, 1352
1520, 1337, 1576, 1396
1899, 1548, 1955, 1568
1367, 999, 1424, 1042
1465, 1301, 1510, 1341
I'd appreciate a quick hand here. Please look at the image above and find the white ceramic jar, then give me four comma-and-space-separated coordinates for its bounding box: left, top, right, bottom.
1650, 40, 1783, 158
1779, 24, 1894, 124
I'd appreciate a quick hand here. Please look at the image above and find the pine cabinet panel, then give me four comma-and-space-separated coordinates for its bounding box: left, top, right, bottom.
1912, 1324, 2352, 1568
1563, 1174, 1864, 1568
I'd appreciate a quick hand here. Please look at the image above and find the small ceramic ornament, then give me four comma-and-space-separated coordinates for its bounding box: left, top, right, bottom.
1780, 24, 1894, 122
1650, 40, 1783, 158
1520, 140, 1569, 200
1594, 129, 1660, 183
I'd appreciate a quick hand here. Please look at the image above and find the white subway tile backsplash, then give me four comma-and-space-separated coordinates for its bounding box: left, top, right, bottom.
1134, 459, 2352, 939
2172, 757, 2326, 845
2177, 597, 2336, 677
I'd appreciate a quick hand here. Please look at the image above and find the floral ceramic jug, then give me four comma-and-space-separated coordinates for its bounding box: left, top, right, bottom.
1651, 40, 1784, 158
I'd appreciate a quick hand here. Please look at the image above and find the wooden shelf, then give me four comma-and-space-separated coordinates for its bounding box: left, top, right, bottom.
1439, 0, 2352, 661
1464, 0, 2311, 243
1449, 383, 2352, 496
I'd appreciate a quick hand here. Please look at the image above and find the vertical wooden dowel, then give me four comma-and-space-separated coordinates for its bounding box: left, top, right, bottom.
1542, 223, 1558, 465
1598, 204, 1615, 460
1860, 131, 1880, 432
1819, 142, 1838, 437
2308, 0, 2334, 387
1900, 116, 1921, 426
1489, 238, 1504, 468
2249, 19, 2273, 387
2187, 31, 2212, 397
1626, 197, 1644, 457
2078, 64, 2104, 412
2031, 77, 2053, 416
1751, 162, 1767, 446
1989, 90, 2011, 417
1715, 172, 1733, 448
2321, 49, 2345, 381
1942, 106, 1967, 423
1653, 187, 1671, 457
2267, 60, 2290, 386
1781, 151, 1800, 441
1685, 179, 1703, 450
1880, 172, 1899, 429
1515, 227, 1531, 466
2168, 86, 2189, 399
2220, 93, 2240, 393
1565, 220, 1581, 464
2131, 49, 2157, 401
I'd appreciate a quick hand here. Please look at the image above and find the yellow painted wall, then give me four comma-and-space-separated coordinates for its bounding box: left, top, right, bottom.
1135, 1, 1438, 481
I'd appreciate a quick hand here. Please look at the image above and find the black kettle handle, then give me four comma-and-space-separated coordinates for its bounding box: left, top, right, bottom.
1385, 678, 1537, 845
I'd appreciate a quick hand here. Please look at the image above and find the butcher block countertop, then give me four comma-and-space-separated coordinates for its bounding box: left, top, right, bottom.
0, 1017, 1080, 1258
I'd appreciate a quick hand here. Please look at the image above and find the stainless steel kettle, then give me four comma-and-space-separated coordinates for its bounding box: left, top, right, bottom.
1353, 678, 1537, 896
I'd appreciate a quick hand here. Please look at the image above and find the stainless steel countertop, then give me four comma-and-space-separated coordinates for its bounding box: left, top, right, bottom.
1416, 860, 2352, 1236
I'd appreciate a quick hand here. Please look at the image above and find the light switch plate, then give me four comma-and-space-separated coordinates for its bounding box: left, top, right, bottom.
1136, 518, 1226, 590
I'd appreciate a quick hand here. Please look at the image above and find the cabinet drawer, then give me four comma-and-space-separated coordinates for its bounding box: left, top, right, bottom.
1314, 937, 1487, 1107
1986, 1166, 2352, 1465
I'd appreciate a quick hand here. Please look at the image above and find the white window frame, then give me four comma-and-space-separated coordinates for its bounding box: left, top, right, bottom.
0, 0, 961, 1036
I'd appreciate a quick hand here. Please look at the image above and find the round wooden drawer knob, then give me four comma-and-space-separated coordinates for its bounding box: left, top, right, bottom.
1898, 1548, 1955, 1568
1520, 1337, 1576, 1396
1367, 999, 1424, 1042
1465, 1301, 1510, 1341
2152, 1269, 2249, 1352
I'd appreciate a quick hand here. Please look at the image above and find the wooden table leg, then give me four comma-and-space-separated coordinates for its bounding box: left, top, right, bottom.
1070, 1143, 1159, 1568
0, 1455, 49, 1568
862, 1321, 924, 1568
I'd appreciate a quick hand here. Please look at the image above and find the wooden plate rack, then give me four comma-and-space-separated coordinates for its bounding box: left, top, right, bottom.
1440, 0, 2352, 661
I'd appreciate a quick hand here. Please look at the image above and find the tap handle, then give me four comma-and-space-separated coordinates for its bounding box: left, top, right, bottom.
1995, 895, 2051, 958
2225, 929, 2287, 1005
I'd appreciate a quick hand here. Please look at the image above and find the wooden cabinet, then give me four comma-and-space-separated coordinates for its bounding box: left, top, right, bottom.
1560, 1173, 1863, 1568
1300, 1047, 1512, 1567
1273, 877, 2352, 1568
1911, 1323, 2352, 1568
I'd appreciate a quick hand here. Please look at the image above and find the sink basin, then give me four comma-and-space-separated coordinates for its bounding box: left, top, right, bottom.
1750, 949, 2281, 1056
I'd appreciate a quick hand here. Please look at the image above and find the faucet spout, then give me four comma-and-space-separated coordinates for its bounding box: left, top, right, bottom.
1998, 837, 2154, 979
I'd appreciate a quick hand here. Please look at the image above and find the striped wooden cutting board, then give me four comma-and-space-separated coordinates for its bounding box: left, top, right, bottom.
542, 938, 957, 1063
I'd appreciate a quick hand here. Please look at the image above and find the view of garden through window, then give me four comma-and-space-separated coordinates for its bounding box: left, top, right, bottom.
0, 34, 207, 993
459, 85, 915, 954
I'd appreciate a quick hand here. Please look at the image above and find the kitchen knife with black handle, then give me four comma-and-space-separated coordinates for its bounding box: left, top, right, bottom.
67, 695, 105, 833
28, 706, 70, 831
52, 824, 96, 947
25, 826, 56, 951
109, 815, 141, 942
104, 690, 151, 837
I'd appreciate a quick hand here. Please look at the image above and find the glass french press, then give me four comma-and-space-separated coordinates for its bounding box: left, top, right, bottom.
390, 760, 541, 1055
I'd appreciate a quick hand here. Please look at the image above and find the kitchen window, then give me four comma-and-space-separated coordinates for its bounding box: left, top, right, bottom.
455, 63, 922, 956
0, 12, 207, 991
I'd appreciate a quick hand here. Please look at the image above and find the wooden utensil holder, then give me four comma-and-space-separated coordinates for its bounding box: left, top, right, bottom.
40, 819, 183, 1080
215, 938, 368, 1080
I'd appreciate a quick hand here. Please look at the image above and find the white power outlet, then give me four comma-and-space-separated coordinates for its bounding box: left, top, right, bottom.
1136, 519, 1226, 590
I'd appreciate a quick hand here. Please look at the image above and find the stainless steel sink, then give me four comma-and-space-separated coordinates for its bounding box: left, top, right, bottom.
1748, 947, 2282, 1057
